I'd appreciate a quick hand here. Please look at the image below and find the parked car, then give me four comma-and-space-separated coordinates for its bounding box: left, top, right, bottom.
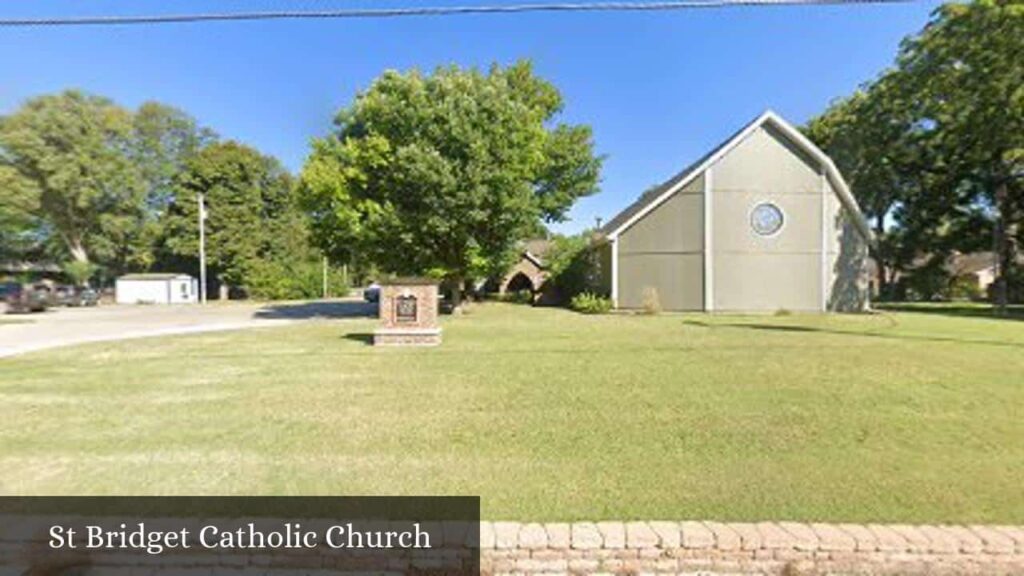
54, 285, 76, 306
35, 284, 56, 308
363, 282, 381, 303
75, 287, 100, 307
0, 282, 51, 313
51, 285, 100, 307
0, 282, 13, 313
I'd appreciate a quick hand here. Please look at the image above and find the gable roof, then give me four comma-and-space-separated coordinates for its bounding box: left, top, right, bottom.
600, 110, 873, 243
510, 238, 552, 269
522, 251, 545, 269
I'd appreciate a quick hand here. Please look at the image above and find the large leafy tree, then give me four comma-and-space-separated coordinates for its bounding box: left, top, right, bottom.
0, 164, 41, 262
163, 141, 296, 296
895, 0, 1024, 310
0, 91, 213, 278
0, 90, 143, 267
123, 102, 216, 272
299, 61, 602, 306
806, 73, 980, 299
807, 0, 1023, 306
805, 78, 916, 299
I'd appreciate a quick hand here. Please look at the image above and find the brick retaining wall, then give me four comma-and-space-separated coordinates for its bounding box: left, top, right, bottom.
480, 521, 1024, 575
4, 518, 1022, 574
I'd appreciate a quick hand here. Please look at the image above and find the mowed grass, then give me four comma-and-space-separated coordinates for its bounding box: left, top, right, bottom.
1, 303, 1023, 522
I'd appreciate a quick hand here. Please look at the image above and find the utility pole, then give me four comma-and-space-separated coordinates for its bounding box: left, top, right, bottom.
198, 192, 207, 304
322, 255, 329, 299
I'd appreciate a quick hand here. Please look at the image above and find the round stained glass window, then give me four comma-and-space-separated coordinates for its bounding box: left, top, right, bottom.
750, 202, 785, 237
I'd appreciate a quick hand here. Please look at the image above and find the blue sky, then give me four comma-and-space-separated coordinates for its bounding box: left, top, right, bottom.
0, 0, 942, 233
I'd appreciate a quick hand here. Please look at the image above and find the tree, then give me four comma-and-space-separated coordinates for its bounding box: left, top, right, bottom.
805, 73, 974, 300
0, 92, 217, 277
806, 1, 1023, 307
806, 78, 915, 299
299, 61, 603, 307
0, 165, 41, 262
132, 102, 217, 214
0, 90, 143, 267
544, 231, 606, 302
163, 141, 296, 297
62, 260, 98, 287
894, 0, 1024, 311
125, 102, 217, 272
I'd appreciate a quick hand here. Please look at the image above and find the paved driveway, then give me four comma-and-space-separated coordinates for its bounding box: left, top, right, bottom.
0, 300, 375, 358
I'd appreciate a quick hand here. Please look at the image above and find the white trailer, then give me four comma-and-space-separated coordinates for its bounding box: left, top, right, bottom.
116, 274, 199, 305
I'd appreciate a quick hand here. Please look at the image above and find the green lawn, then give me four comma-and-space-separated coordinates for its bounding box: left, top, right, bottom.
2, 303, 1023, 522
877, 300, 1024, 320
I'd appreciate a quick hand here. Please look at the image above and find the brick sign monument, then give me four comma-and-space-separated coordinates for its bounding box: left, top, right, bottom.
373, 278, 442, 346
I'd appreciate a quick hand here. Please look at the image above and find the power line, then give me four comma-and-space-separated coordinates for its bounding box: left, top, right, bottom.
0, 0, 918, 28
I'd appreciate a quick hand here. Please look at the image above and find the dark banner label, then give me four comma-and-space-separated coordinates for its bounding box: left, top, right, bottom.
0, 496, 480, 575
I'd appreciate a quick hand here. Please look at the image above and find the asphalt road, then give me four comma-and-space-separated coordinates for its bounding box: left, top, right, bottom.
0, 300, 375, 359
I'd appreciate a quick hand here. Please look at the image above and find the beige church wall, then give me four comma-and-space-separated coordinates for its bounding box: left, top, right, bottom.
618, 191, 704, 254
713, 253, 822, 311
711, 192, 823, 254
710, 125, 829, 312
615, 174, 705, 310
711, 125, 822, 194
828, 212, 871, 312
824, 178, 871, 312
618, 253, 704, 310
825, 179, 842, 255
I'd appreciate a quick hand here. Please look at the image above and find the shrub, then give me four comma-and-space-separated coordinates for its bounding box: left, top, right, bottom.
546, 233, 606, 304
62, 261, 98, 287
641, 286, 662, 315
246, 259, 350, 301
570, 292, 612, 315
902, 261, 950, 301
501, 290, 534, 305
948, 274, 983, 301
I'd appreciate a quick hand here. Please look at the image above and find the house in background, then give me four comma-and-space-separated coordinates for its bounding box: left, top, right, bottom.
869, 251, 1024, 301
947, 252, 1001, 295
595, 110, 873, 312
116, 273, 198, 305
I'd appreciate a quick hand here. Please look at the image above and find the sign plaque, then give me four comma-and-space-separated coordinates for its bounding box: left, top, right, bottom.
395, 295, 418, 323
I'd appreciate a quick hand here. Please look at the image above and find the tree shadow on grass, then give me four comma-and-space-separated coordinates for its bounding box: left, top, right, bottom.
683, 319, 1024, 350
254, 300, 377, 320
729, 324, 819, 333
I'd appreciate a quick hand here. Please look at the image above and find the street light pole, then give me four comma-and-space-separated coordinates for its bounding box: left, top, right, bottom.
198, 192, 207, 304
322, 255, 329, 299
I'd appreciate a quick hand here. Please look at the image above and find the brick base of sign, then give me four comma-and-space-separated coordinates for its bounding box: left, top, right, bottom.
373, 327, 443, 346
479, 521, 1024, 575
375, 280, 442, 347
